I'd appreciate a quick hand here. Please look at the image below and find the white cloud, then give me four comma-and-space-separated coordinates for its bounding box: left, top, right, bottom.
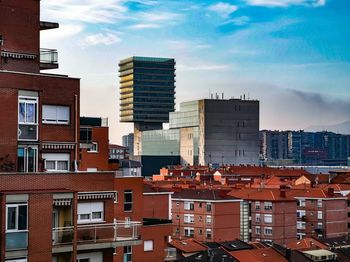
80, 30, 122, 47
41, 24, 84, 43
208, 2, 238, 18
223, 16, 250, 26
129, 11, 182, 30
245, 0, 326, 7
129, 23, 161, 29
167, 40, 211, 50
177, 63, 234, 72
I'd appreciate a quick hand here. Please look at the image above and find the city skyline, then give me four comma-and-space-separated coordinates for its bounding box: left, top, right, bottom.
40, 0, 350, 143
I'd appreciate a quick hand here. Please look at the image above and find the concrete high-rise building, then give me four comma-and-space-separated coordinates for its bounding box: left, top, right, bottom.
141, 98, 260, 175
122, 133, 134, 156
119, 56, 176, 156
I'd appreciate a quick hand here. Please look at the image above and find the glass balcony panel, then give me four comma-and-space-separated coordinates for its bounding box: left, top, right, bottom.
6, 232, 28, 250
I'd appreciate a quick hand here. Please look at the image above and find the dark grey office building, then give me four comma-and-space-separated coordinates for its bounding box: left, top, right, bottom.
119, 56, 176, 155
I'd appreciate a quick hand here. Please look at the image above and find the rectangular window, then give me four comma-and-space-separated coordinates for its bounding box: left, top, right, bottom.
317, 200, 322, 208
264, 227, 273, 236
77, 202, 104, 223
206, 229, 212, 239
297, 221, 306, 229
264, 202, 272, 211
18, 96, 38, 141
6, 204, 28, 232
42, 105, 70, 124
124, 246, 132, 262
144, 240, 154, 252
184, 201, 194, 211
206, 202, 212, 212
206, 215, 212, 224
184, 214, 194, 224
298, 199, 306, 207
255, 226, 261, 235
317, 222, 323, 229
17, 146, 38, 172
124, 190, 133, 212
5, 259, 27, 262
255, 201, 260, 210
264, 214, 273, 224
87, 142, 98, 153
184, 227, 194, 237
256, 214, 261, 223
297, 210, 306, 218
42, 153, 70, 172
317, 211, 323, 220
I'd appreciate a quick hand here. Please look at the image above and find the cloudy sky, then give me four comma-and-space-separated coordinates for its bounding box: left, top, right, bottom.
40, 0, 350, 143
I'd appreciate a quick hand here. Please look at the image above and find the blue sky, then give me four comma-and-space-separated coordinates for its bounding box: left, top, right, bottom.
40, 0, 350, 143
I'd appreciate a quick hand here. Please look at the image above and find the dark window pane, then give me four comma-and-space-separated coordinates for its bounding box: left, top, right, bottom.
18, 205, 27, 230
7, 207, 16, 230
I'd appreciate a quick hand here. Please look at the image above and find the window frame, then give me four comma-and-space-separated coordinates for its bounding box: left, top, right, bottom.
124, 190, 133, 212
18, 96, 38, 141
144, 240, 154, 252
42, 153, 70, 172
6, 203, 28, 233
17, 146, 38, 173
42, 104, 70, 125
77, 202, 104, 224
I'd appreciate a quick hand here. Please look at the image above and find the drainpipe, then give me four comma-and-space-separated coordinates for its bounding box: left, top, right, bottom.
74, 94, 78, 172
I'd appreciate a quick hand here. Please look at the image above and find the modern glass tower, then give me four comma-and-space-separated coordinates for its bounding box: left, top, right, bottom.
119, 56, 176, 155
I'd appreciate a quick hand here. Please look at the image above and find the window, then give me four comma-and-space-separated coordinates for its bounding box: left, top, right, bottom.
206, 202, 212, 212
317, 200, 322, 208
317, 222, 323, 229
255, 226, 261, 235
6, 204, 28, 232
184, 201, 194, 211
144, 240, 154, 251
18, 96, 38, 141
256, 214, 261, 223
18, 146, 38, 172
206, 215, 212, 224
77, 252, 102, 262
264, 202, 272, 211
297, 233, 306, 240
5, 259, 27, 262
184, 214, 194, 224
124, 190, 133, 211
297, 221, 306, 229
184, 227, 194, 237
264, 227, 273, 236
199, 229, 202, 235
317, 211, 323, 220
199, 203, 202, 208
297, 210, 306, 218
124, 246, 132, 262
42, 153, 70, 172
77, 202, 104, 223
42, 105, 70, 124
264, 214, 272, 224
206, 229, 212, 239
298, 199, 306, 207
87, 142, 98, 153
255, 201, 260, 210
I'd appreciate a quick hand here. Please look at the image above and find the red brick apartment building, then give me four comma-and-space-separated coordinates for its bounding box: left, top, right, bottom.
229, 188, 297, 245
0, 1, 172, 261
171, 188, 241, 242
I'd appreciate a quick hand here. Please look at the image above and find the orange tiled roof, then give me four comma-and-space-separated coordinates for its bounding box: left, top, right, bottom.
286, 238, 328, 251
228, 188, 295, 201
170, 238, 207, 253
230, 247, 288, 262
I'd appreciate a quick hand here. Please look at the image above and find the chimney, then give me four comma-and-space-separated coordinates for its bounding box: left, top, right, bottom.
328, 187, 334, 197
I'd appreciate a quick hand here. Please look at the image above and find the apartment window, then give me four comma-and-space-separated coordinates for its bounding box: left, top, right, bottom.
264, 202, 272, 211
77, 202, 104, 223
124, 190, 133, 212
317, 200, 322, 208
184, 201, 194, 211
297, 233, 306, 240
176, 202, 179, 207
255, 226, 261, 235
17, 146, 38, 172
18, 96, 38, 141
124, 246, 132, 262
5, 259, 27, 262
256, 214, 261, 223
297, 221, 306, 229
87, 142, 98, 153
297, 210, 306, 218
206, 202, 212, 212
264, 214, 272, 224
199, 229, 203, 235
317, 211, 323, 220
42, 153, 70, 172
199, 203, 202, 208
144, 240, 154, 252
184, 214, 194, 224
206, 229, 212, 239
77, 252, 102, 262
264, 227, 273, 236
255, 201, 260, 210
298, 199, 306, 207
184, 227, 194, 237
42, 105, 70, 124
206, 215, 212, 224
6, 204, 28, 232
317, 222, 323, 229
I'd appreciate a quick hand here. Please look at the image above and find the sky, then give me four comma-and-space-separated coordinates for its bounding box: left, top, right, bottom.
40, 0, 350, 144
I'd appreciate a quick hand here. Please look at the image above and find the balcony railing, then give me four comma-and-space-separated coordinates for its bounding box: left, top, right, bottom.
6, 231, 28, 250
164, 248, 177, 261
40, 48, 58, 70
52, 221, 141, 246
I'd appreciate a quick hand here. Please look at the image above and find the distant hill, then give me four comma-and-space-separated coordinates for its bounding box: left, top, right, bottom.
305, 120, 350, 134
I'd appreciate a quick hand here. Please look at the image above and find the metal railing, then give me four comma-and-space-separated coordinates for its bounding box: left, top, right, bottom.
52, 221, 141, 246
40, 48, 58, 64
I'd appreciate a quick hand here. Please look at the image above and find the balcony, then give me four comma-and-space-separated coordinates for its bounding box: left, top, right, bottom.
40, 48, 58, 70
6, 231, 28, 250
40, 21, 59, 31
52, 221, 141, 252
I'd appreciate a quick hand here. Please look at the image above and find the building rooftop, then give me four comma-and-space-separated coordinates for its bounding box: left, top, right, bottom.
170, 238, 207, 253
286, 238, 328, 251
179, 248, 237, 262
230, 247, 289, 262
228, 188, 295, 201
172, 188, 239, 201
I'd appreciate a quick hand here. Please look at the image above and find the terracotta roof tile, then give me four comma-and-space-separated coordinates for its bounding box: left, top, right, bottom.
230, 247, 288, 262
